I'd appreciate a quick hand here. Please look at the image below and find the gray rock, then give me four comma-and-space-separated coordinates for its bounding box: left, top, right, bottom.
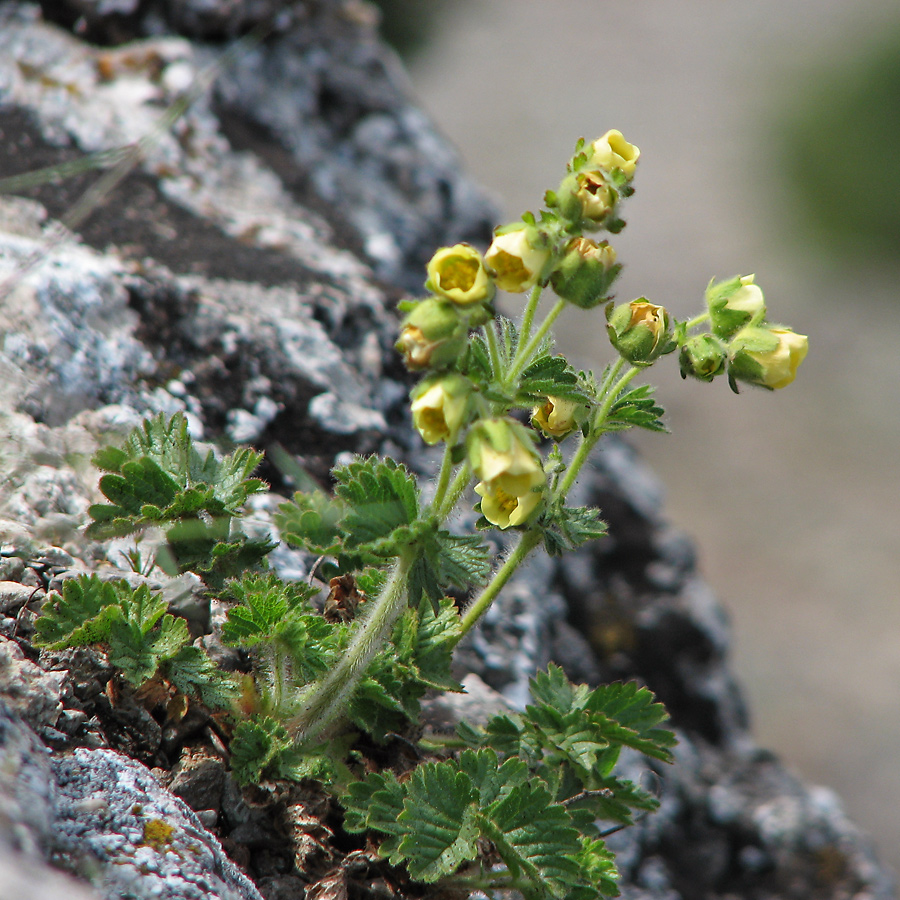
0, 636, 64, 731
52, 748, 264, 900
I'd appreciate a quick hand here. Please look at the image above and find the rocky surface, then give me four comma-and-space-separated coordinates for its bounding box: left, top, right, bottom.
0, 2, 894, 899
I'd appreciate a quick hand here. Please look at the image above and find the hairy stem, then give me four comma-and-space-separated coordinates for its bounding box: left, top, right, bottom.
455, 529, 542, 641
518, 283, 544, 349
287, 550, 414, 745
558, 362, 641, 498
434, 462, 472, 522
684, 311, 711, 330
429, 444, 455, 517
506, 298, 567, 386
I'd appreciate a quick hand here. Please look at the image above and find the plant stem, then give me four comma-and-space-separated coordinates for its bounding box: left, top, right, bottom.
519, 283, 544, 348
558, 363, 641, 498
454, 529, 542, 641
506, 298, 567, 386
429, 444, 455, 516
287, 549, 414, 745
434, 462, 471, 522
484, 322, 503, 377
684, 311, 710, 330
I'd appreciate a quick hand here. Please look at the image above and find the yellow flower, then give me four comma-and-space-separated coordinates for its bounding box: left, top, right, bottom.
425, 243, 494, 306
573, 171, 615, 223
531, 396, 587, 440
484, 225, 551, 293
468, 419, 545, 529
732, 327, 809, 390
395, 298, 467, 371
727, 275, 766, 316
706, 274, 768, 339
588, 130, 640, 180
410, 375, 471, 445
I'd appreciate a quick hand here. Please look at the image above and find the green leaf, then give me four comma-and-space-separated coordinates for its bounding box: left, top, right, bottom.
275, 490, 345, 554
583, 680, 676, 763
605, 384, 667, 433
222, 573, 341, 686
230, 715, 316, 785
33, 574, 126, 649
163, 644, 241, 710
517, 355, 590, 405
483, 780, 583, 900
567, 837, 619, 900
221, 573, 317, 644
108, 602, 190, 686
396, 761, 481, 881
342, 770, 408, 859
433, 531, 491, 590
333, 457, 419, 547
86, 413, 267, 565
540, 505, 608, 557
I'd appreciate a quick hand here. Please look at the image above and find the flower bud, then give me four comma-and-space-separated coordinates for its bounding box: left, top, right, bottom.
395, 298, 467, 371
549, 237, 620, 309
606, 299, 673, 365
531, 395, 588, 440
728, 325, 809, 390
588, 130, 640, 180
484, 223, 551, 293
410, 373, 472, 445
425, 243, 495, 307
557, 171, 616, 227
468, 418, 545, 529
706, 274, 767, 339
678, 333, 727, 382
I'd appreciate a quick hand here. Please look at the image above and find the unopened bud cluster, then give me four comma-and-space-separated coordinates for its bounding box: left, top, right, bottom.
678, 275, 808, 390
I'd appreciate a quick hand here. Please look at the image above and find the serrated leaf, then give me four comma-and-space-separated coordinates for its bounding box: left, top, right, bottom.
540, 506, 608, 557
584, 681, 676, 763
397, 762, 481, 881
163, 644, 241, 710
605, 384, 667, 433
342, 770, 408, 858
518, 356, 589, 405
484, 780, 583, 900
334, 457, 419, 547
33, 574, 125, 649
567, 837, 619, 900
230, 715, 300, 784
87, 413, 267, 554
433, 531, 491, 590
275, 490, 345, 553
221, 573, 317, 644
108, 610, 189, 685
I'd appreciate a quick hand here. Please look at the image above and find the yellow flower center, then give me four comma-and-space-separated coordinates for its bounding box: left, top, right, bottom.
489, 250, 529, 286
439, 256, 479, 292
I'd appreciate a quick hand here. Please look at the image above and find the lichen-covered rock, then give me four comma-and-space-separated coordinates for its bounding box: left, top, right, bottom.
0, 2, 893, 899
52, 748, 264, 900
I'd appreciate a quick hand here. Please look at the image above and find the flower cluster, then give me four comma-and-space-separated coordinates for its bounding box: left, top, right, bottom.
395, 130, 808, 532
678, 275, 809, 390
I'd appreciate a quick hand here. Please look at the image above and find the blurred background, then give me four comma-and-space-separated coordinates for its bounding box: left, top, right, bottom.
374, 0, 900, 873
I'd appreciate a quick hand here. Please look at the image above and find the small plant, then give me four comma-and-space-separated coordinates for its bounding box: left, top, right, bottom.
35, 131, 807, 898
